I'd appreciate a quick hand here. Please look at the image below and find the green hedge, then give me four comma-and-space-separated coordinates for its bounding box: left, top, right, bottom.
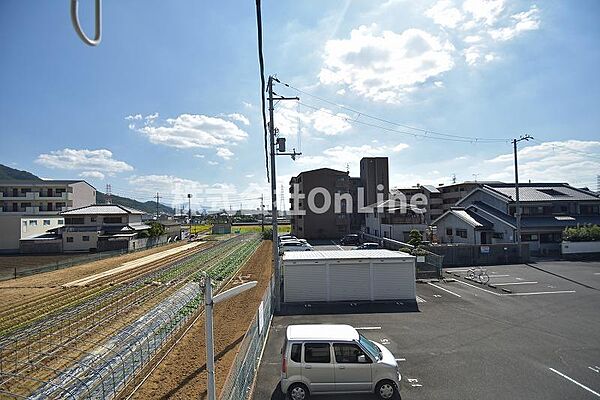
563, 225, 600, 242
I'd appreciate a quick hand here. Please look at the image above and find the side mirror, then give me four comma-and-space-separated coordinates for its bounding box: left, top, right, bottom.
358, 355, 367, 363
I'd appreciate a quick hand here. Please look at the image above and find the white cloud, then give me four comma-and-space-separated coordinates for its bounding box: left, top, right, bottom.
35, 149, 133, 175
296, 143, 409, 175
462, 0, 505, 25
464, 35, 482, 43
319, 24, 455, 103
194, 154, 205, 159
79, 171, 105, 180
275, 101, 352, 137
425, 0, 464, 29
125, 114, 142, 121
484, 140, 600, 184
489, 5, 540, 41
128, 113, 248, 149
216, 147, 234, 160
208, 161, 219, 166
245, 174, 255, 178
227, 113, 250, 126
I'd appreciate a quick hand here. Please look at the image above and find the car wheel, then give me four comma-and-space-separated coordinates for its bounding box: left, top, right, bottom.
376, 380, 397, 400
288, 383, 309, 400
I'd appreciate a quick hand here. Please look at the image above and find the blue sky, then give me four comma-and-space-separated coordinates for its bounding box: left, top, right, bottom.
1, 0, 599, 211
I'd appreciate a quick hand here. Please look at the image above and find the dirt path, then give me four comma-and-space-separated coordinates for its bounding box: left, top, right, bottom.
127, 241, 273, 400
0, 242, 186, 307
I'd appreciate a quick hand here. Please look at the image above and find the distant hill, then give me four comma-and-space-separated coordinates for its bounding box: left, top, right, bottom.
0, 163, 172, 216
0, 164, 42, 181
97, 192, 173, 216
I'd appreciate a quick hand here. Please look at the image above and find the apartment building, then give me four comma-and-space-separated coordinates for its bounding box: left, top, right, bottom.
289, 168, 351, 239
0, 180, 96, 252
433, 182, 600, 255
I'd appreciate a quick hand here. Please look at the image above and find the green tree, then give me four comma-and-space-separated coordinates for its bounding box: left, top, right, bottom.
407, 229, 423, 247
148, 222, 166, 237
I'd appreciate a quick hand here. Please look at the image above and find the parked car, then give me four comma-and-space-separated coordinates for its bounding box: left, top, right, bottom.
279, 238, 308, 246
281, 324, 401, 400
279, 241, 313, 254
278, 234, 297, 244
340, 234, 360, 246
354, 242, 380, 250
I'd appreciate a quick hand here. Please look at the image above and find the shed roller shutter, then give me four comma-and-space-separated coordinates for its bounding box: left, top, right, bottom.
284, 264, 327, 302
330, 263, 370, 301
373, 263, 415, 300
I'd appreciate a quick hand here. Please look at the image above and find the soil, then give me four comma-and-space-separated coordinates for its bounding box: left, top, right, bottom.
127, 241, 273, 400
0, 242, 186, 307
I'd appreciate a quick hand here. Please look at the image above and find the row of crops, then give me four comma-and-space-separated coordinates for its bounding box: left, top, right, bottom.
23, 234, 263, 399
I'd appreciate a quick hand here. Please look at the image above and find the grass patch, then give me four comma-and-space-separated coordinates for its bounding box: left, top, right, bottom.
232, 224, 290, 234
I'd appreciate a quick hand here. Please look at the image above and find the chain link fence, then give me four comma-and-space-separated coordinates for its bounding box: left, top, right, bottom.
220, 278, 274, 400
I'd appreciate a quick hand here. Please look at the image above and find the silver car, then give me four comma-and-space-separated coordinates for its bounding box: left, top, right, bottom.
281, 324, 401, 399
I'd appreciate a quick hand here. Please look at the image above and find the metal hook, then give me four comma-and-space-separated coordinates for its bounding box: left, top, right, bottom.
70, 0, 102, 46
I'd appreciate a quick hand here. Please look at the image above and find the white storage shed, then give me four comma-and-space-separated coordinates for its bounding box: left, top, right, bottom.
282, 250, 416, 303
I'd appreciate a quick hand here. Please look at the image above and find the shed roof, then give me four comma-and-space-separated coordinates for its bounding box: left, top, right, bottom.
485, 183, 599, 202
283, 249, 413, 261
286, 324, 358, 341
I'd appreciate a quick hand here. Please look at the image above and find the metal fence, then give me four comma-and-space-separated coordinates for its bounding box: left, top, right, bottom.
360, 233, 444, 279
220, 278, 274, 400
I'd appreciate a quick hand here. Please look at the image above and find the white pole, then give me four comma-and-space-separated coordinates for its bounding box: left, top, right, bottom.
205, 276, 216, 400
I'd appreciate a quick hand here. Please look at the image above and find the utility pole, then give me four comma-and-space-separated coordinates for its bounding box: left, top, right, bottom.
155, 192, 160, 220
261, 194, 265, 232
267, 75, 300, 313
513, 134, 533, 260
188, 193, 192, 229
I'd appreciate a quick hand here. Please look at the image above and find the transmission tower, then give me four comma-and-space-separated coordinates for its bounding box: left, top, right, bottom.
105, 184, 112, 204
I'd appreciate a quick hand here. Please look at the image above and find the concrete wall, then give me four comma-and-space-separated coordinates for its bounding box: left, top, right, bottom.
129, 234, 171, 251
20, 239, 62, 254
0, 215, 22, 252
20, 216, 64, 239
562, 241, 600, 254
63, 231, 99, 252
70, 182, 96, 209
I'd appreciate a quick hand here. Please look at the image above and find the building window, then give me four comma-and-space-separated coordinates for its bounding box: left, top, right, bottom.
29, 220, 37, 226
58, 219, 64, 224
492, 232, 504, 239
91, 216, 97, 222
65, 217, 85, 225
103, 216, 122, 224
446, 228, 453, 236
456, 229, 467, 238
43, 220, 51, 226
66, 237, 74, 243
82, 236, 90, 242
521, 234, 538, 241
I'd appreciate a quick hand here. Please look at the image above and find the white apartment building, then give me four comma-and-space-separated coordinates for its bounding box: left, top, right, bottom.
0, 180, 96, 252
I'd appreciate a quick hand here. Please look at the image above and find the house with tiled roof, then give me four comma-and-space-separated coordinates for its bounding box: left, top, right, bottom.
432, 182, 600, 255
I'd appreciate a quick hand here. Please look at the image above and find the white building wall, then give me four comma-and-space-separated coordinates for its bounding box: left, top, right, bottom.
20, 216, 64, 239
63, 231, 99, 252
0, 215, 22, 251
69, 182, 96, 209
434, 214, 477, 244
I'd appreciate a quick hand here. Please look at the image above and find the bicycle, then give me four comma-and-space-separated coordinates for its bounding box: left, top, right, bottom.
466, 266, 490, 284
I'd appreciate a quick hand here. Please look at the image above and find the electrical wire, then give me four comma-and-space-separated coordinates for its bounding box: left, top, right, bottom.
278, 79, 510, 143
254, 0, 270, 182
530, 138, 600, 161
296, 101, 509, 143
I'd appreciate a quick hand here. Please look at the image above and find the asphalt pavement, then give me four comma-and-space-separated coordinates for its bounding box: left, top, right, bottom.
252, 261, 600, 400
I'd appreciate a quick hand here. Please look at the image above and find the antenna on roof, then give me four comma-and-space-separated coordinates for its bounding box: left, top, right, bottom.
452, 174, 456, 184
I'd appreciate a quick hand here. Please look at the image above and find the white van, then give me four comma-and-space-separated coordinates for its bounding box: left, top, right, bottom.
281, 324, 401, 399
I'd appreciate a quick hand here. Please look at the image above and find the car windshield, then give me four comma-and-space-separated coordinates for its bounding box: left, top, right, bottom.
358, 334, 380, 361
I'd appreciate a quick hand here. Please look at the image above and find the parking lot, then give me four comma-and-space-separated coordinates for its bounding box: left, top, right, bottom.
252, 260, 600, 400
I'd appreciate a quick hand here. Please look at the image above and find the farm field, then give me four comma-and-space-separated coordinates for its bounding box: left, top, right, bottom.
233, 224, 291, 234
126, 240, 272, 399
0, 234, 265, 399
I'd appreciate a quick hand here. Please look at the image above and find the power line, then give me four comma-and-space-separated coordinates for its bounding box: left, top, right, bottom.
279, 79, 510, 143
254, 0, 269, 182
530, 138, 600, 161
297, 101, 508, 143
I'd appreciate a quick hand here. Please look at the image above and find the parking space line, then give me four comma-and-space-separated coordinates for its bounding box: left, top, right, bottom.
396, 358, 406, 362
446, 269, 471, 272
493, 281, 538, 286
488, 274, 511, 278
549, 367, 600, 397
427, 282, 462, 298
416, 295, 427, 303
455, 280, 502, 296
330, 240, 344, 250
355, 326, 381, 330
503, 290, 576, 296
